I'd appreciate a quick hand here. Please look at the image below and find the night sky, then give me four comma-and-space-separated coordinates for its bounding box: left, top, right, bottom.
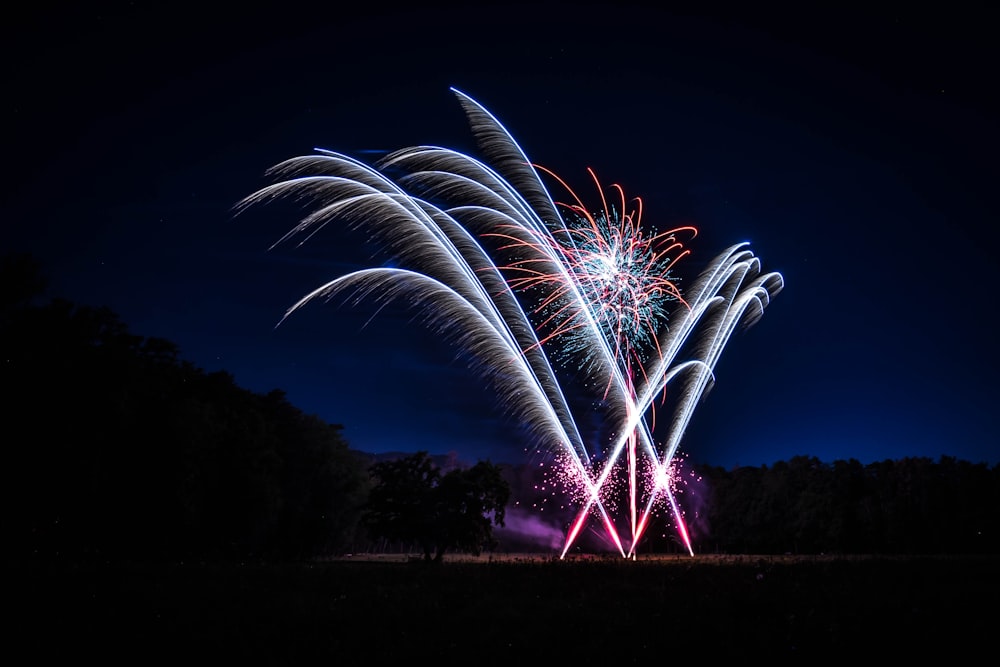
4, 3, 997, 469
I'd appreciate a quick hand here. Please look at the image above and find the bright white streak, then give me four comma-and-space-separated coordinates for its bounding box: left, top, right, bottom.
239, 89, 783, 558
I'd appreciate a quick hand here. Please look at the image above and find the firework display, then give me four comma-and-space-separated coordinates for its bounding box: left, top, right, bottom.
240, 89, 784, 556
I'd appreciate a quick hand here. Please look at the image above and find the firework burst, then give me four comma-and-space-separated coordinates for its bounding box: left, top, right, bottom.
238, 88, 784, 557
490, 165, 697, 383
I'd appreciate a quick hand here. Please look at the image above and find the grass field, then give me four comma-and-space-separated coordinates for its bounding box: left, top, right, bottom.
11, 553, 996, 661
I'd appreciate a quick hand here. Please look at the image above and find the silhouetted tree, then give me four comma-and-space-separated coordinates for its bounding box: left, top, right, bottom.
432, 460, 510, 558
260, 389, 370, 560
0, 252, 48, 311
363, 451, 510, 562
363, 451, 439, 556
695, 455, 1000, 555
1, 254, 370, 562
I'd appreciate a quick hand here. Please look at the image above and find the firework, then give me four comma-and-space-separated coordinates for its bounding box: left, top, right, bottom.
489, 165, 694, 372
489, 164, 699, 547
238, 88, 784, 557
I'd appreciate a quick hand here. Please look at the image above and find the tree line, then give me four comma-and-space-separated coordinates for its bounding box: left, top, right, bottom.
692, 455, 1000, 555
498, 454, 1000, 556
2, 253, 368, 561
3, 253, 997, 562
1, 254, 507, 563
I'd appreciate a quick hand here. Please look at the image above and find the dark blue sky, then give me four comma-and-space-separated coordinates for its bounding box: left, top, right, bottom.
4, 3, 997, 469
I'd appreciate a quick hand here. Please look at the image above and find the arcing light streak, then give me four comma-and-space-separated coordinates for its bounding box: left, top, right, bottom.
490, 164, 699, 549
239, 88, 783, 557
561, 243, 783, 556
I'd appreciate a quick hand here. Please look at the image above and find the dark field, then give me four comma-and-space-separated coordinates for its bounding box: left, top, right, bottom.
12, 554, 996, 662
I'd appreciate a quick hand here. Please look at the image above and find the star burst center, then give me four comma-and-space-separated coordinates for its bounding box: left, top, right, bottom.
566, 210, 677, 356
486, 166, 697, 372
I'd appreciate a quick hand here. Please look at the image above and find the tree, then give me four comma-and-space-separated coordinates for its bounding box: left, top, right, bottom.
0, 252, 48, 311
363, 452, 510, 562
1, 255, 372, 562
260, 390, 371, 560
433, 460, 510, 558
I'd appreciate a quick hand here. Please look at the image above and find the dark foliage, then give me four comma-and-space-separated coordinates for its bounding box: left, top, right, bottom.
1, 254, 370, 563
364, 452, 510, 561
4, 253, 998, 562
694, 455, 1000, 554
499, 454, 1000, 555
